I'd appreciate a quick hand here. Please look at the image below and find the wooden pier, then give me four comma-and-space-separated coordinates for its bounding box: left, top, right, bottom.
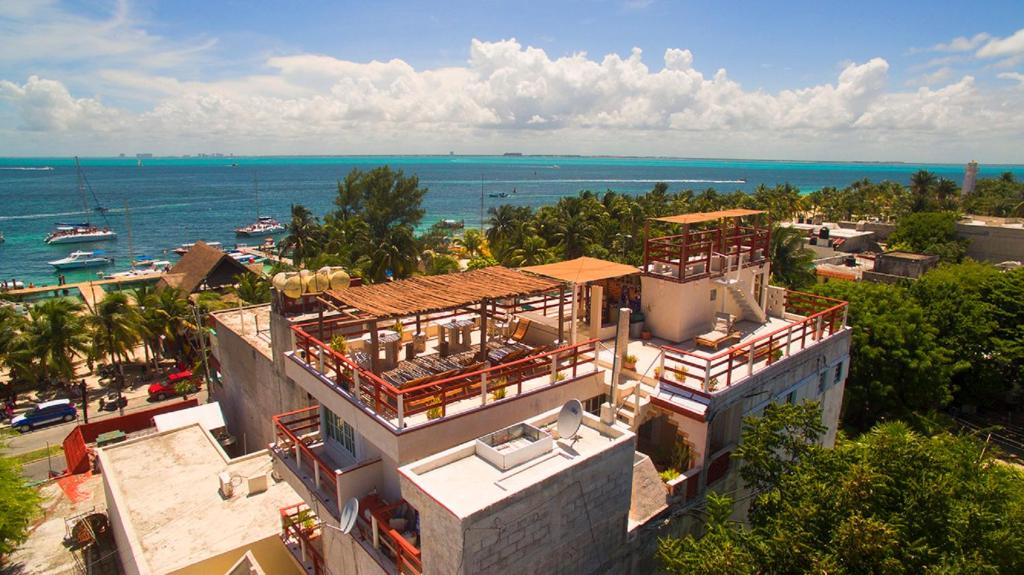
0, 273, 163, 306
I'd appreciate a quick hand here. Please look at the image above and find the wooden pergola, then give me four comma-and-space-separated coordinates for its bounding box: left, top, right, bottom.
318, 267, 564, 372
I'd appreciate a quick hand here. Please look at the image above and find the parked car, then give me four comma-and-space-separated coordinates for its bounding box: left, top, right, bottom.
148, 370, 200, 401
10, 399, 77, 432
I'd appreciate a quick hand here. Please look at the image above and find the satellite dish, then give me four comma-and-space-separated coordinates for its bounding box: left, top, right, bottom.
328, 268, 351, 290
557, 399, 583, 439
282, 274, 304, 299
271, 272, 288, 292
339, 497, 359, 534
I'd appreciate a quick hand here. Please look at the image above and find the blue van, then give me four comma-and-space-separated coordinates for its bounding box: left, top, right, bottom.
11, 399, 77, 433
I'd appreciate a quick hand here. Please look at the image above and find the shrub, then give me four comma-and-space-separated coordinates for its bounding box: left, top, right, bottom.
659, 468, 681, 482
426, 397, 442, 420
330, 335, 348, 354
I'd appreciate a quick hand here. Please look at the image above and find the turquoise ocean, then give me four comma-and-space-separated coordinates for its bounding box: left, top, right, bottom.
1, 155, 1022, 287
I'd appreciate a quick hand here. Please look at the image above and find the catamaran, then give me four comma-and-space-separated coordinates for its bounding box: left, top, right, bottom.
48, 250, 114, 270
234, 174, 285, 236
44, 157, 117, 244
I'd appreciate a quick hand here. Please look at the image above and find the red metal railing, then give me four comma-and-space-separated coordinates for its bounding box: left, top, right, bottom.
644, 226, 769, 283
273, 407, 339, 506
659, 290, 847, 393
291, 324, 599, 428
280, 503, 326, 575
357, 495, 423, 575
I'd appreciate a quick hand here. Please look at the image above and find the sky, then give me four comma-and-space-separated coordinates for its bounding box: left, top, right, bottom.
0, 0, 1022, 162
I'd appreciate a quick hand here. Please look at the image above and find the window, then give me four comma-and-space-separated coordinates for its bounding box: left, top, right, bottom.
785, 391, 796, 404
324, 409, 355, 457
583, 394, 607, 415
834, 362, 844, 383
710, 289, 717, 301
818, 371, 828, 393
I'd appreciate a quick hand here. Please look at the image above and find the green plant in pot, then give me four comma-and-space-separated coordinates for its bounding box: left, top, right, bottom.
330, 335, 349, 355
490, 377, 508, 401
623, 353, 638, 371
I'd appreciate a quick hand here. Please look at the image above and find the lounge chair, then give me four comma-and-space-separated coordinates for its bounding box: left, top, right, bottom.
694, 312, 740, 350
507, 318, 531, 343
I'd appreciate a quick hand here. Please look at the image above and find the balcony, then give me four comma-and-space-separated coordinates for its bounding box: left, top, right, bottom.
289, 326, 600, 431
271, 406, 382, 518
356, 494, 422, 575
656, 289, 848, 396
280, 503, 327, 575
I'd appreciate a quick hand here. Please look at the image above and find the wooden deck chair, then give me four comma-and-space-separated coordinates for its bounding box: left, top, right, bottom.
508, 318, 531, 342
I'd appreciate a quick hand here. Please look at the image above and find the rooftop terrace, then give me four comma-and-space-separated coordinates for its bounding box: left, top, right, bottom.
212, 303, 273, 359
99, 424, 302, 575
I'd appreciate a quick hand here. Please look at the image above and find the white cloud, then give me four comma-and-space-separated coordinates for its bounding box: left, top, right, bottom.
931, 33, 991, 52
977, 27, 1024, 58
0, 3, 1022, 161
997, 72, 1024, 86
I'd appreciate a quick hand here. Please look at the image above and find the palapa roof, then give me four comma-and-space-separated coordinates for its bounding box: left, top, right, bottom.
158, 241, 255, 294
323, 266, 561, 318
521, 256, 639, 284
653, 209, 765, 225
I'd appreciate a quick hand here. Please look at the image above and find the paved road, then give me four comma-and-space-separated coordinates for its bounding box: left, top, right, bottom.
3, 387, 209, 458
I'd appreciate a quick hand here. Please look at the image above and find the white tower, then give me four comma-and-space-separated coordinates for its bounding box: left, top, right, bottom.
962, 161, 979, 196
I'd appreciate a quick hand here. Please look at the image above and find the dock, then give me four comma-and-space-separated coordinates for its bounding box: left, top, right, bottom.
0, 273, 163, 304
236, 246, 292, 267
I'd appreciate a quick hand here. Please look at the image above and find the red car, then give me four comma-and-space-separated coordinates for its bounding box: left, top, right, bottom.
148, 370, 200, 401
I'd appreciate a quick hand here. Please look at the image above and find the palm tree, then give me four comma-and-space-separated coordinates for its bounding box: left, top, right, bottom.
89, 292, 143, 371
364, 225, 419, 282
909, 170, 937, 212
130, 285, 163, 369
231, 273, 271, 305
454, 228, 486, 258
508, 235, 554, 267
551, 198, 598, 259
768, 225, 816, 289
153, 287, 192, 360
24, 298, 92, 388
281, 204, 322, 266
0, 306, 32, 384
934, 178, 959, 210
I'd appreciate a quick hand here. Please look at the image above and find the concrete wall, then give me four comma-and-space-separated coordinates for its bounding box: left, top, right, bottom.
104, 469, 145, 575
641, 266, 764, 343
320, 527, 389, 575
873, 253, 938, 278
212, 311, 310, 453
957, 222, 1024, 263
402, 433, 635, 575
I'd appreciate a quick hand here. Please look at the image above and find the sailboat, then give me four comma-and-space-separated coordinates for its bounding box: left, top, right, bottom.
234, 173, 285, 236
44, 157, 117, 244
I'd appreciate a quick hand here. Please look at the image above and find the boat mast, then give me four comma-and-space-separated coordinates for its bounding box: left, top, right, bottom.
125, 201, 134, 269
75, 156, 89, 221
479, 173, 484, 233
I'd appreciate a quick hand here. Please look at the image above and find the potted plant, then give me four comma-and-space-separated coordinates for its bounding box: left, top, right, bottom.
330, 335, 349, 355
490, 377, 508, 401
426, 397, 443, 420
659, 469, 681, 482
707, 377, 720, 392
674, 365, 688, 382
623, 353, 638, 371
640, 326, 652, 341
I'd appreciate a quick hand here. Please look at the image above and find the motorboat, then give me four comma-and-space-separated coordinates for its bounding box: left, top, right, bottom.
48, 250, 114, 270
107, 259, 172, 278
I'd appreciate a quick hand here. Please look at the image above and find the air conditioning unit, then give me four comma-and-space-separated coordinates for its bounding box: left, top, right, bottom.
247, 474, 268, 495
219, 472, 234, 498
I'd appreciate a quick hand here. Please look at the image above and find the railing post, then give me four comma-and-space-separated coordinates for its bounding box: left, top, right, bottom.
815, 315, 824, 341
335, 473, 343, 515
550, 351, 559, 383
397, 393, 405, 429
481, 369, 488, 406
747, 343, 755, 376
371, 516, 381, 549
353, 370, 362, 404
659, 352, 666, 380
785, 326, 793, 355
317, 346, 324, 373
294, 442, 301, 471
703, 363, 711, 391
313, 457, 320, 491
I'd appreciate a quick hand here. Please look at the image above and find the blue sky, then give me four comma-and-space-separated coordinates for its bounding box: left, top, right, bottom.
1, 0, 1022, 161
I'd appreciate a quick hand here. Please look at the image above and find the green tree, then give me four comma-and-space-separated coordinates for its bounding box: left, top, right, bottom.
508, 235, 555, 267
453, 228, 486, 258
768, 225, 815, 289
659, 404, 1024, 575
425, 254, 461, 275
888, 211, 967, 262
231, 273, 271, 305
812, 281, 952, 430
657, 492, 758, 575
733, 401, 825, 498
280, 203, 322, 266
0, 446, 42, 557
23, 298, 91, 387
88, 292, 143, 406
909, 169, 938, 211
466, 255, 499, 270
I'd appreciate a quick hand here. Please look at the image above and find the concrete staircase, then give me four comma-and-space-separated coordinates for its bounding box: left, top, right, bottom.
614, 379, 658, 430
717, 278, 767, 323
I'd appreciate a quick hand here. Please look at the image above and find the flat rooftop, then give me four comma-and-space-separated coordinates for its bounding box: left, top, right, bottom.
400, 409, 633, 519
213, 303, 273, 359
781, 221, 874, 239
882, 251, 938, 261
99, 424, 302, 575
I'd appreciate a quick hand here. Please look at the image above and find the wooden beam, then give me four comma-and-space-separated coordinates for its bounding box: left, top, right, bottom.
368, 320, 380, 374
478, 299, 489, 362
557, 284, 566, 343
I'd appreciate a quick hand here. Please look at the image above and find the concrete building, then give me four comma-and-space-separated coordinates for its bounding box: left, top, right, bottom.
963, 161, 979, 196
97, 423, 305, 575
957, 216, 1024, 264
779, 220, 878, 253
206, 211, 850, 574
862, 251, 940, 283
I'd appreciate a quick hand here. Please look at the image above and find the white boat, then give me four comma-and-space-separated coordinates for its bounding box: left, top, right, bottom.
48, 250, 114, 270
228, 251, 265, 264
45, 224, 117, 244
235, 174, 285, 236
173, 241, 222, 255
235, 216, 285, 236
44, 157, 116, 244
0, 279, 23, 290
107, 260, 171, 278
